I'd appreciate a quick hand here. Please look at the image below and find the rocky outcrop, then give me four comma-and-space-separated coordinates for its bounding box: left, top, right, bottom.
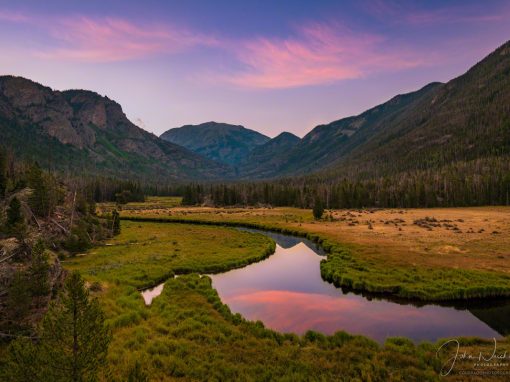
0, 76, 84, 147
0, 76, 232, 180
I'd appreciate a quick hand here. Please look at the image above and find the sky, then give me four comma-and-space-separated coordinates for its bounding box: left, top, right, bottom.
1, 0, 509, 138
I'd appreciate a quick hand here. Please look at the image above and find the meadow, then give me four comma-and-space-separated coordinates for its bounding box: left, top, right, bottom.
64, 221, 437, 381
108, 200, 510, 301
61, 216, 510, 381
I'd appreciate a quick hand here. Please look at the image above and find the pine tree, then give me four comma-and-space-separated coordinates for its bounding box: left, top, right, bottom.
111, 209, 121, 235
312, 197, 324, 220
7, 270, 31, 321
27, 162, 58, 217
4, 272, 111, 382
2, 337, 41, 382
182, 185, 193, 205
0, 148, 7, 199
6, 197, 25, 236
28, 240, 50, 297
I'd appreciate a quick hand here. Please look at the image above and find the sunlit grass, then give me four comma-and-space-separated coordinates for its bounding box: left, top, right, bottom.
110, 203, 510, 301
65, 221, 275, 289
98, 196, 182, 213
61, 219, 510, 381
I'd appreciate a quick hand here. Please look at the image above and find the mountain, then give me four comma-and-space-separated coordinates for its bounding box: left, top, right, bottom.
325, 40, 510, 178
243, 40, 510, 179
0, 76, 231, 181
1, 40, 508, 184
243, 82, 441, 178
160, 122, 270, 166
239, 132, 300, 178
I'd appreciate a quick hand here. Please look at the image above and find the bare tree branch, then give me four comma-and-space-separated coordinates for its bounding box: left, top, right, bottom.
50, 218, 69, 234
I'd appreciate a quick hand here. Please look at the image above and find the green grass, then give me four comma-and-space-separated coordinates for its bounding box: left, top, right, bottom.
64, 221, 275, 289
118, 215, 510, 301
320, 249, 510, 301
62, 220, 457, 381
103, 275, 443, 381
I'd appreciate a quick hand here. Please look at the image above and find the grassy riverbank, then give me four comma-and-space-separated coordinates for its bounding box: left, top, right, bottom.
110, 202, 510, 301
63, 220, 445, 381
66, 221, 276, 288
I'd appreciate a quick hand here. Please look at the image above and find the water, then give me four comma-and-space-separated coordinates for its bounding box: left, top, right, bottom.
209, 229, 510, 343
141, 228, 510, 343
141, 283, 165, 305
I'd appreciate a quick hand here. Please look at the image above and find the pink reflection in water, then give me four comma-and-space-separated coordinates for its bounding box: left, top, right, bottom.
141, 283, 164, 305
211, 239, 502, 343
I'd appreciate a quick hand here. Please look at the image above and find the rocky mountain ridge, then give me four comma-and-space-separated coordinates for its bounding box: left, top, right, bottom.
0, 76, 231, 180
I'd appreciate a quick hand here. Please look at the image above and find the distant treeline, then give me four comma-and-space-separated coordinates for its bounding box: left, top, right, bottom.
181, 156, 510, 208
11, 152, 509, 209
77, 178, 146, 204
76, 178, 191, 204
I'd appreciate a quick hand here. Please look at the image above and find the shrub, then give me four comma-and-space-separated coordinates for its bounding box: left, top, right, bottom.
63, 223, 92, 253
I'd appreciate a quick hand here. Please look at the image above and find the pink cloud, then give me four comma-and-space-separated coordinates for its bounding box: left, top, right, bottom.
37, 16, 218, 62
0, 10, 31, 22
0, 9, 218, 62
1, 7, 485, 88
224, 23, 423, 88
2, 9, 425, 85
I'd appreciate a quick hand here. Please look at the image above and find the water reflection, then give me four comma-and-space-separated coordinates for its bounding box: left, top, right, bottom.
141, 283, 165, 305
210, 229, 510, 343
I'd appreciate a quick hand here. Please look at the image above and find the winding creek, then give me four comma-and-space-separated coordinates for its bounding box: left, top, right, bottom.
141, 227, 510, 343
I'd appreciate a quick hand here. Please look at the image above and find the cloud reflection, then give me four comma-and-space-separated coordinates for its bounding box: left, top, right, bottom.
211, 237, 502, 343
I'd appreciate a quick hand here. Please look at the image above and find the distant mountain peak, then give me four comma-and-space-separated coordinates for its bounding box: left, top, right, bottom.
201, 121, 242, 127
238, 130, 301, 178
160, 122, 270, 166
274, 131, 300, 140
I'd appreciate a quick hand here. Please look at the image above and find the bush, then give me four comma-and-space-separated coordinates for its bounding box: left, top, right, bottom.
63, 223, 92, 253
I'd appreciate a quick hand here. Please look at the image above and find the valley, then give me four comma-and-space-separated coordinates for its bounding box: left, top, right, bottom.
0, 4, 509, 379
56, 199, 510, 380
113, 200, 510, 300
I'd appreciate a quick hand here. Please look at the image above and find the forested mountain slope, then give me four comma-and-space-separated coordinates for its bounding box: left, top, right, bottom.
239, 132, 300, 178
180, 41, 510, 208
244, 82, 442, 178
241, 40, 510, 180
1, 40, 508, 186
322, 40, 510, 179
0, 76, 231, 181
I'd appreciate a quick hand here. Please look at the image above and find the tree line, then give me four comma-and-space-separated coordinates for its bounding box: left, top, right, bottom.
180, 156, 510, 209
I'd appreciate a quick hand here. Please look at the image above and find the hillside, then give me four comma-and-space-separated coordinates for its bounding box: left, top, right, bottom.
239, 132, 300, 178
324, 40, 510, 178
240, 83, 442, 178
243, 41, 510, 180
0, 76, 231, 181
160, 121, 270, 166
